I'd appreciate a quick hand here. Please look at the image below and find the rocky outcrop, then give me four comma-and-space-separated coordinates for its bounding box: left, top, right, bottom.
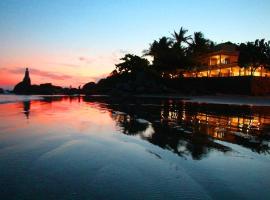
0, 88, 4, 93
14, 68, 32, 94
12, 68, 81, 95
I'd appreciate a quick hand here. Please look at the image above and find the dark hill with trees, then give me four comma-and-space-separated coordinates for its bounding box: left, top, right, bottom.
83, 54, 173, 95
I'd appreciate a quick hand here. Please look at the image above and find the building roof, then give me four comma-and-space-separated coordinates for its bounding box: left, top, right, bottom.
213, 42, 238, 52
208, 42, 239, 56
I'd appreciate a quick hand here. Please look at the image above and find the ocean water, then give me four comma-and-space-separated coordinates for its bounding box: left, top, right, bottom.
0, 95, 269, 199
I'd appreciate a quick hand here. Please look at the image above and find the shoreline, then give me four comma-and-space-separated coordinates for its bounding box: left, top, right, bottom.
1, 93, 270, 107
135, 94, 270, 107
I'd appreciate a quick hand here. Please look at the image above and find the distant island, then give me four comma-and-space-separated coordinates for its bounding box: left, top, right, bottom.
13, 27, 270, 96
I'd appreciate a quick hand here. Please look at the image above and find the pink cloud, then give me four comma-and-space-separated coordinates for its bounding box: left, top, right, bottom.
3, 67, 73, 80
0, 67, 110, 88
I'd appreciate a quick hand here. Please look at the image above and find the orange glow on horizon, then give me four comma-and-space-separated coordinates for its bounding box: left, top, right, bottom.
0, 60, 116, 89
0, 50, 125, 89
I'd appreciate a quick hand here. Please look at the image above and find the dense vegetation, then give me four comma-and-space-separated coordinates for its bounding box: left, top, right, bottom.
112, 27, 270, 77
238, 39, 270, 75
83, 27, 270, 95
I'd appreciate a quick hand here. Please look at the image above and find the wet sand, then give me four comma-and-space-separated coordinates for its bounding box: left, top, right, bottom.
0, 95, 269, 199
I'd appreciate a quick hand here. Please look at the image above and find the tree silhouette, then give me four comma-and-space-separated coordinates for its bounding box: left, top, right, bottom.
171, 26, 192, 48
184, 32, 215, 73
189, 32, 214, 56
144, 36, 190, 75
115, 54, 149, 74
238, 39, 270, 76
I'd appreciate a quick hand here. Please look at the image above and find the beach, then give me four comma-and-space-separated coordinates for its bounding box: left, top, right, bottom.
0, 95, 269, 199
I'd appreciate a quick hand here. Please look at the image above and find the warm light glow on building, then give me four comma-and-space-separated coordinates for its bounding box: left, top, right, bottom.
182, 43, 270, 78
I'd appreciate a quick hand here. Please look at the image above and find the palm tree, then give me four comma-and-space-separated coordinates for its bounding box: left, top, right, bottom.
183, 32, 214, 73
266, 40, 270, 70
171, 27, 192, 48
144, 36, 173, 58
144, 37, 178, 74
190, 32, 213, 55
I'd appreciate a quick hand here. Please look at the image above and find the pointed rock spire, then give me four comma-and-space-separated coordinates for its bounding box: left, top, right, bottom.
13, 68, 32, 94
23, 68, 31, 86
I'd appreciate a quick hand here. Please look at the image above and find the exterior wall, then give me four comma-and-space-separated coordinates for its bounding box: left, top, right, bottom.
228, 55, 238, 64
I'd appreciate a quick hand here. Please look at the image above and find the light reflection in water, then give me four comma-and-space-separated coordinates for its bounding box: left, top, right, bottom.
13, 96, 270, 158
5, 96, 270, 159
81, 96, 270, 158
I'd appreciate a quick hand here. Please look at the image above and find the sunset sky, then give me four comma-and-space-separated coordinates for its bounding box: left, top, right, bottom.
1, 0, 270, 89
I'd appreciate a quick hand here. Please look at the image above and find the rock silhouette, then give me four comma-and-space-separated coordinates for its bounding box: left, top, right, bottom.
0, 88, 3, 93
13, 68, 80, 95
14, 68, 32, 94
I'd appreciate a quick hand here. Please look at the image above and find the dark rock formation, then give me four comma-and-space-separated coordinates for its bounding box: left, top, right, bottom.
14, 68, 32, 94
12, 68, 81, 95
0, 88, 3, 93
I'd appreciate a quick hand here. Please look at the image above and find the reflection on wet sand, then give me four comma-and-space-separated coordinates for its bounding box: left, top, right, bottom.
18, 96, 270, 159
22, 101, 31, 119
1, 95, 270, 200
82, 96, 270, 159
